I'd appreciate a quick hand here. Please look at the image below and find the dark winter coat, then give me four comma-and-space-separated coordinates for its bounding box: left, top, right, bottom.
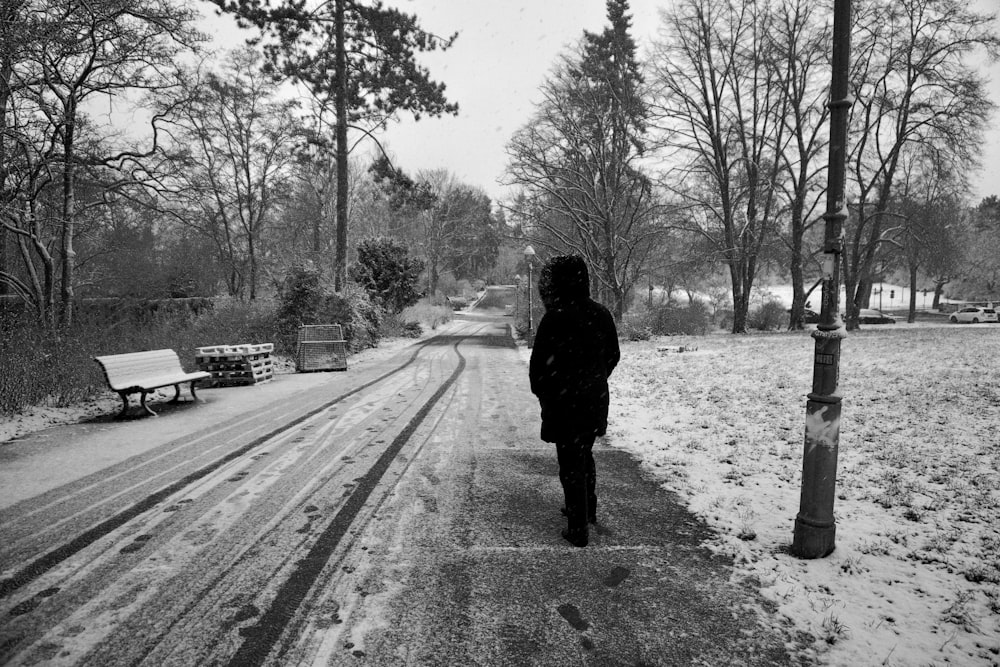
529, 256, 620, 443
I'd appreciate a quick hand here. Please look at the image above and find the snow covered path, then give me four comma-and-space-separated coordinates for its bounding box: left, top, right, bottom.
0, 315, 792, 666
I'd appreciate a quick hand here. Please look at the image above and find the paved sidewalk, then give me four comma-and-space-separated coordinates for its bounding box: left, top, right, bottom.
329, 321, 796, 665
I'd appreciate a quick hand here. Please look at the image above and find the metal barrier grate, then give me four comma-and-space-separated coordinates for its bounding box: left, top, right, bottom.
296, 325, 348, 371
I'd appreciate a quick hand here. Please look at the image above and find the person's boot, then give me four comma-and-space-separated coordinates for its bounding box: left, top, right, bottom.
561, 527, 588, 548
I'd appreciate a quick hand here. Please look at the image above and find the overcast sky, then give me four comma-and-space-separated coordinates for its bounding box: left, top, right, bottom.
202, 0, 1000, 205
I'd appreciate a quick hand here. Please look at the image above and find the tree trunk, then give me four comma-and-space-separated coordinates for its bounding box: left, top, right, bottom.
730, 261, 749, 333
0, 222, 6, 299
907, 265, 918, 323
429, 256, 439, 299
16, 226, 43, 323
0, 46, 9, 299
612, 285, 625, 322
59, 119, 76, 326
248, 232, 257, 300
787, 231, 805, 330
933, 281, 945, 309
333, 0, 348, 292
312, 209, 321, 255
843, 263, 860, 330
859, 276, 872, 309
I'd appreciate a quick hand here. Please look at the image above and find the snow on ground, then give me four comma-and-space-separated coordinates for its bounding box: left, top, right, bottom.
666, 281, 976, 312
0, 336, 423, 445
601, 323, 1000, 665
5, 317, 999, 664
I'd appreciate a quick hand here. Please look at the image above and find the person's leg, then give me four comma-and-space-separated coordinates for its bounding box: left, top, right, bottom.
556, 435, 589, 547
584, 436, 597, 523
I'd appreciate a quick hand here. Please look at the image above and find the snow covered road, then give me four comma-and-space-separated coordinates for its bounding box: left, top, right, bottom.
0, 315, 791, 666
0, 320, 489, 665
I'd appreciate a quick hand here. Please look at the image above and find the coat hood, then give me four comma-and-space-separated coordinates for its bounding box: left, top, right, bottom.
538, 254, 590, 308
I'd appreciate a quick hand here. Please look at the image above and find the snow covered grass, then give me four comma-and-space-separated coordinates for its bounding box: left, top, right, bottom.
607, 324, 1000, 665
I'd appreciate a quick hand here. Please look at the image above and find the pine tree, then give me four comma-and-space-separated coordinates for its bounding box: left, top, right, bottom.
506, 0, 660, 319
350, 237, 424, 314
576, 0, 647, 147
210, 0, 458, 290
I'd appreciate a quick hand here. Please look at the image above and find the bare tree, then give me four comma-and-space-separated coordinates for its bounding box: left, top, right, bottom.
770, 0, 832, 329
0, 0, 201, 323
650, 0, 787, 333
841, 0, 998, 329
891, 147, 966, 321
156, 48, 298, 299
413, 169, 499, 297
505, 0, 663, 320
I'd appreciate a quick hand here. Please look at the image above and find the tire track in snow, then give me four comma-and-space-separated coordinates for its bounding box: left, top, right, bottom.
0, 321, 489, 665
0, 323, 482, 600
226, 338, 469, 666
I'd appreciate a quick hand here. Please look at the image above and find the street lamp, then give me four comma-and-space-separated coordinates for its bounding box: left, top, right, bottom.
514, 274, 522, 318
524, 245, 536, 332
793, 0, 851, 559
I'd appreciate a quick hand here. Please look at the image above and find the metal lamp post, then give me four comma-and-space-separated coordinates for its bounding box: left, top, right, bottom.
515, 274, 522, 321
524, 246, 536, 331
792, 0, 852, 559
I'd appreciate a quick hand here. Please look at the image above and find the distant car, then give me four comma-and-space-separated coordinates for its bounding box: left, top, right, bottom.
858, 308, 896, 324
949, 307, 999, 324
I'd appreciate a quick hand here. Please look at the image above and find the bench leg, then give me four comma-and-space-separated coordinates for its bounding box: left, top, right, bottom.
116, 392, 130, 419
189, 381, 201, 402
139, 391, 158, 417
169, 384, 182, 403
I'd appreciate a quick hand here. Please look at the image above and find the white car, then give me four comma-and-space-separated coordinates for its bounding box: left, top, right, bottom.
949, 307, 999, 324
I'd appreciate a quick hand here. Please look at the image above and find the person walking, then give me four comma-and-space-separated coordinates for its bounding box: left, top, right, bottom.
528, 255, 620, 548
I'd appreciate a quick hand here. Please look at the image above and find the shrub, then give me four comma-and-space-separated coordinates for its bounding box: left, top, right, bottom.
324, 283, 383, 352
643, 300, 712, 336
620, 316, 652, 341
717, 309, 735, 331
187, 298, 281, 354
276, 265, 325, 332
275, 266, 383, 352
350, 237, 424, 314
748, 300, 787, 331
0, 298, 282, 417
377, 312, 423, 339
400, 300, 452, 331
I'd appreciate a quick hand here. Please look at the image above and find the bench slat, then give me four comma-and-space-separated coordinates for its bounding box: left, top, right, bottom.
107, 372, 211, 392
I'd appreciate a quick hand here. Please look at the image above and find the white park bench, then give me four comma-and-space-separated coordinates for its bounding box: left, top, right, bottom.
94, 349, 211, 418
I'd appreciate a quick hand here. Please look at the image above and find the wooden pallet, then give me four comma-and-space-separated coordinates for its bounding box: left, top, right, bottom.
195, 344, 275, 386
